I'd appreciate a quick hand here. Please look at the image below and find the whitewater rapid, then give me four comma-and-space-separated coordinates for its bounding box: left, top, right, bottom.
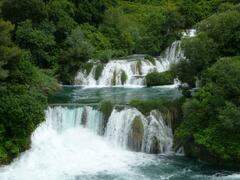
0, 107, 153, 180
0, 105, 239, 180
74, 41, 183, 87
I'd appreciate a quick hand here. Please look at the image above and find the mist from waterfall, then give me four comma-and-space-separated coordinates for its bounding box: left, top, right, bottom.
46, 106, 173, 154
0, 105, 173, 180
0, 104, 237, 180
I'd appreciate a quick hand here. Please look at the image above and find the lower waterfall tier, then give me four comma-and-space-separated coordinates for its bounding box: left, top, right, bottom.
46, 105, 173, 154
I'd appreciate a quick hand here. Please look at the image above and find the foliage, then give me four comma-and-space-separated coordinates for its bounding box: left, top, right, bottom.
0, 18, 59, 165
146, 71, 174, 87
58, 27, 94, 84
0, 87, 46, 164
94, 64, 104, 81
121, 70, 127, 85
81, 63, 94, 75
129, 97, 184, 132
111, 70, 117, 86
136, 60, 142, 75
99, 101, 113, 120
176, 57, 240, 166
99, 100, 113, 132
173, 33, 219, 87
1, 0, 47, 23
197, 8, 240, 56
16, 20, 56, 68
145, 55, 155, 65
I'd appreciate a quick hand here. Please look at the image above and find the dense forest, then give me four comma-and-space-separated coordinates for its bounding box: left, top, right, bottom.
0, 0, 239, 168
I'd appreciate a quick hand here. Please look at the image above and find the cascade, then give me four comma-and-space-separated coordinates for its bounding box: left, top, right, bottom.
46, 106, 104, 134
46, 105, 173, 154
74, 29, 196, 87
74, 41, 183, 87
105, 107, 173, 153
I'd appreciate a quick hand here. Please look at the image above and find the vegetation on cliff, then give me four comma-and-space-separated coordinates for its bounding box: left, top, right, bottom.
172, 6, 240, 167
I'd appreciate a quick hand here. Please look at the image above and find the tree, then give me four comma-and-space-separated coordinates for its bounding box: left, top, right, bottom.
47, 0, 77, 42
174, 33, 219, 87
1, 0, 47, 23
71, 0, 117, 25
176, 56, 240, 166
15, 20, 56, 68
197, 9, 240, 56
58, 27, 94, 84
0, 19, 15, 80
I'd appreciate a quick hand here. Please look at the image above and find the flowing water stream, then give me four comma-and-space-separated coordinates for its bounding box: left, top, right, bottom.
0, 29, 239, 179
0, 86, 239, 180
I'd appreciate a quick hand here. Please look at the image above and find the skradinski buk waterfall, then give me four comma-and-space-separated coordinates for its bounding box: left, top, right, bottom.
74, 29, 196, 87
105, 107, 172, 153
74, 41, 183, 86
46, 105, 173, 154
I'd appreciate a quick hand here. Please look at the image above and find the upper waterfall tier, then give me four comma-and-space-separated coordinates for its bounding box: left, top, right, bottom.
74, 41, 183, 87
74, 29, 196, 87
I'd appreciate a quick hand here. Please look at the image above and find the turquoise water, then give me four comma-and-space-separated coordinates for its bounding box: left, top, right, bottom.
0, 86, 238, 180
48, 86, 239, 179
48, 85, 181, 105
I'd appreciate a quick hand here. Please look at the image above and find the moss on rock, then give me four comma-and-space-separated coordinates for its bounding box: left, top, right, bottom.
146, 71, 174, 87
82, 63, 94, 75
145, 55, 156, 65
94, 64, 104, 80
99, 101, 113, 134
128, 116, 144, 152
111, 69, 117, 86
120, 70, 127, 85
136, 60, 142, 75
150, 136, 160, 154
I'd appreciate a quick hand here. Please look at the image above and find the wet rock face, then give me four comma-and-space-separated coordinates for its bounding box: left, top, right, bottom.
150, 136, 160, 154
128, 116, 144, 152
81, 107, 87, 127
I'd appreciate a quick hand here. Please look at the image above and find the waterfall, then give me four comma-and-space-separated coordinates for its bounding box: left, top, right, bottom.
45, 105, 173, 154
105, 107, 173, 154
46, 106, 104, 135
74, 41, 183, 86
75, 29, 197, 87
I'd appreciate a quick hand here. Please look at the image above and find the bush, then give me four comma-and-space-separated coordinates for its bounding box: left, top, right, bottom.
99, 101, 113, 133
0, 87, 46, 164
111, 70, 117, 86
136, 60, 142, 75
146, 71, 174, 87
94, 64, 104, 80
145, 55, 155, 65
175, 57, 240, 167
121, 70, 127, 85
82, 63, 94, 75
129, 98, 171, 115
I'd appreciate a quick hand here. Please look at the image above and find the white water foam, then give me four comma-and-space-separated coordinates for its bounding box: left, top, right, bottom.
0, 107, 152, 180
105, 107, 173, 154
75, 40, 183, 87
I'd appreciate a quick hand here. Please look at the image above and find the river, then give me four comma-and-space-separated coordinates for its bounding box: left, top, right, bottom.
0, 86, 238, 180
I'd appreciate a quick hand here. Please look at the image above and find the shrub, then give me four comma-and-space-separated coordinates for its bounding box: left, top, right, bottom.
136, 60, 142, 75
0, 87, 46, 164
121, 70, 127, 85
94, 64, 104, 80
99, 101, 113, 133
82, 63, 94, 75
146, 71, 174, 87
111, 69, 117, 85
145, 55, 155, 65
